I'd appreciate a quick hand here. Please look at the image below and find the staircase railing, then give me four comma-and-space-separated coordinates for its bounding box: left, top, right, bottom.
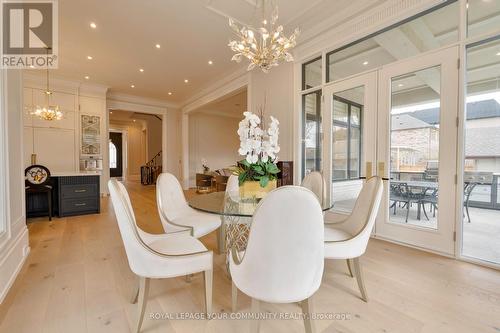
141, 151, 162, 185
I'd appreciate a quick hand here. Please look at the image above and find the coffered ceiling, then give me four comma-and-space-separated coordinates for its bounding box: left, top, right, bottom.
25, 0, 385, 104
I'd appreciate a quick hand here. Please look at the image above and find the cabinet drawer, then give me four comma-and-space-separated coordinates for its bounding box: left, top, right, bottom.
60, 197, 99, 215
61, 184, 98, 199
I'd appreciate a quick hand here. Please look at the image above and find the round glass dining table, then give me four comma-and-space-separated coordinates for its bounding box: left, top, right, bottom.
188, 190, 333, 274
188, 190, 333, 217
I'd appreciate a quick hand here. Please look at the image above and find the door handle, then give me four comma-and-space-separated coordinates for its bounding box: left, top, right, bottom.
365, 162, 373, 179
75, 203, 87, 206
74, 189, 87, 193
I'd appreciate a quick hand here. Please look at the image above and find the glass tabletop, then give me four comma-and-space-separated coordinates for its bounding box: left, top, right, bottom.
188, 191, 333, 217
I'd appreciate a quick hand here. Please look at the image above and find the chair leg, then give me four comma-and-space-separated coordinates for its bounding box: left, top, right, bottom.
135, 277, 150, 333
250, 298, 260, 333
346, 259, 354, 278
405, 201, 410, 223
422, 203, 429, 221
231, 281, 238, 312
204, 270, 213, 316
301, 297, 315, 333
131, 280, 140, 304
466, 202, 471, 223
352, 258, 368, 302
48, 190, 52, 221
217, 224, 225, 255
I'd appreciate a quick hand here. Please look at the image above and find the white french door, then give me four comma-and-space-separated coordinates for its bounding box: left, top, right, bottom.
376, 46, 459, 255
320, 46, 460, 255
323, 71, 378, 212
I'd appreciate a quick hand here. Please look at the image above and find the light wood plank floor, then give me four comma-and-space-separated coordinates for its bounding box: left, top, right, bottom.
1, 180, 500, 333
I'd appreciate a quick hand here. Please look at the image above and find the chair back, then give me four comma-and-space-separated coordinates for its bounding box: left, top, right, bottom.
240, 186, 324, 303
108, 179, 154, 276
344, 177, 383, 238
301, 171, 326, 206
156, 173, 190, 222
25, 164, 51, 188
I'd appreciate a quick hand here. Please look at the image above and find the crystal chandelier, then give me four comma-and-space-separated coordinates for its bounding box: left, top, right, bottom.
32, 48, 62, 121
228, 0, 299, 73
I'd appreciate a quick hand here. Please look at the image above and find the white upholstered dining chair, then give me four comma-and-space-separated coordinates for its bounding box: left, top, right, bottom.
230, 186, 324, 333
156, 173, 222, 249
323, 176, 383, 302
108, 179, 213, 333
301, 171, 326, 206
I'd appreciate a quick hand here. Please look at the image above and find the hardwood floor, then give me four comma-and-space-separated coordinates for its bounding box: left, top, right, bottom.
1, 180, 499, 333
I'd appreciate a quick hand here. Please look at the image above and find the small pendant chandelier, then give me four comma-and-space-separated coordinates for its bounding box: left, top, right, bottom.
228, 0, 299, 73
32, 48, 62, 121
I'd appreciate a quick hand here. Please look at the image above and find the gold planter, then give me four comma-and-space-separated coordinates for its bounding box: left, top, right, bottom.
239, 179, 277, 199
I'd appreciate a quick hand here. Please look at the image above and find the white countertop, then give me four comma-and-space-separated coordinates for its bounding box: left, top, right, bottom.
51, 171, 102, 177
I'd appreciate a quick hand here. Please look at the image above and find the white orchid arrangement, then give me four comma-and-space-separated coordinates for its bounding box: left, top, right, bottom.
233, 111, 281, 187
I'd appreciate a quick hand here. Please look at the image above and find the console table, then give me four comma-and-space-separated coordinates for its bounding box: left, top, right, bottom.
26, 172, 101, 219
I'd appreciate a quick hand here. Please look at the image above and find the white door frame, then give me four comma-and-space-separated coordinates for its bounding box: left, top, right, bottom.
375, 45, 460, 256
322, 70, 378, 209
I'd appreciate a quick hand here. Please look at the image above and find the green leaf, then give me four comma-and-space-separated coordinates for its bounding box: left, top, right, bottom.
238, 171, 247, 185
265, 163, 280, 174
240, 159, 250, 167
253, 165, 265, 175
259, 175, 269, 188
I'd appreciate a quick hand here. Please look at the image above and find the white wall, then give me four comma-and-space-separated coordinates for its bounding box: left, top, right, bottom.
188, 113, 240, 182
166, 108, 182, 179
0, 70, 30, 303
249, 63, 295, 161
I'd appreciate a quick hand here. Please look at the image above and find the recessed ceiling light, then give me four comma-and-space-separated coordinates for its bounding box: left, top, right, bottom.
398, 83, 404, 87
184, 79, 189, 83
84, 75, 90, 80
208, 60, 213, 65
133, 119, 136, 122
110, 111, 113, 114
168, 92, 172, 95
87, 55, 93, 60
90, 22, 97, 29
139, 68, 144, 72
496, 52, 500, 56
155, 44, 161, 49
362, 61, 368, 65
131, 84, 135, 88
29, 65, 35, 69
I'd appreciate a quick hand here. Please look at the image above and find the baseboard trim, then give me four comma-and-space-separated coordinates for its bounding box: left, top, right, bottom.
0, 226, 30, 304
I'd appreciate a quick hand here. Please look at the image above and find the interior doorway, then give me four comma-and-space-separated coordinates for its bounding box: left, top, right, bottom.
108, 110, 163, 184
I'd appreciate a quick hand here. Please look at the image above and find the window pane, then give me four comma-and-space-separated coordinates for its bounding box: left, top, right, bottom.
333, 100, 348, 123
302, 91, 322, 178
327, 2, 458, 82
302, 57, 322, 90
351, 106, 361, 126
390, 65, 441, 230
462, 38, 500, 265
467, 0, 500, 38
332, 125, 348, 181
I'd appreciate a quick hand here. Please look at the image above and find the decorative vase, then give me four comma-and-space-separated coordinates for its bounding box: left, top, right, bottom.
239, 179, 277, 199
